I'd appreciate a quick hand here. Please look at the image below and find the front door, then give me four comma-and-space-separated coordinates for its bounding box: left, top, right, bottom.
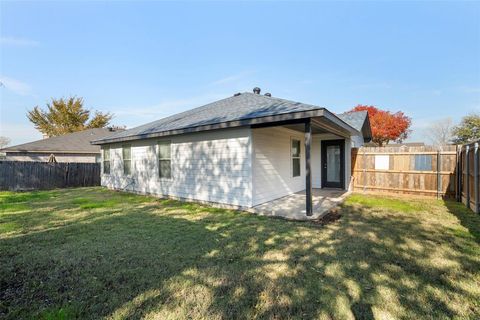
321, 140, 345, 189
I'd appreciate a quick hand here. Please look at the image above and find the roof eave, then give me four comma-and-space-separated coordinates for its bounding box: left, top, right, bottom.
2, 149, 99, 154
362, 114, 373, 142
92, 108, 361, 145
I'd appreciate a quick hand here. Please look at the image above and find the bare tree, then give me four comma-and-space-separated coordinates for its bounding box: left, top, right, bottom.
425, 118, 454, 146
0, 136, 11, 149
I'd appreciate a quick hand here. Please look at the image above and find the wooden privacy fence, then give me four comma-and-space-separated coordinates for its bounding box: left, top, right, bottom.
0, 161, 101, 191
351, 145, 458, 198
457, 141, 480, 214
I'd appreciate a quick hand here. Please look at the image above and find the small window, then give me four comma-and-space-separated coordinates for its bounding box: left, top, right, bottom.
103, 147, 110, 174
158, 141, 171, 179
292, 139, 301, 177
414, 154, 432, 171
122, 144, 132, 175
374, 155, 389, 170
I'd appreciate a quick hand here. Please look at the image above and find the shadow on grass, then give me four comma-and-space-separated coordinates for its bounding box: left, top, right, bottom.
444, 199, 480, 244
1, 189, 479, 319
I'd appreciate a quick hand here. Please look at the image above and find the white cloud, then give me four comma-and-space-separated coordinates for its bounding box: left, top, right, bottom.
0, 76, 32, 96
0, 123, 43, 146
0, 36, 39, 47
458, 86, 480, 94
209, 71, 256, 86
109, 92, 228, 127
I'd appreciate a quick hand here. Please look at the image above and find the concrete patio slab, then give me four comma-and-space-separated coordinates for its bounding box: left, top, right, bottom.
248, 188, 350, 221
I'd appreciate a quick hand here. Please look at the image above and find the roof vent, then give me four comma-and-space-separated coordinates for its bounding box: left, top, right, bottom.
253, 87, 261, 94
233, 92, 241, 96
264, 93, 271, 97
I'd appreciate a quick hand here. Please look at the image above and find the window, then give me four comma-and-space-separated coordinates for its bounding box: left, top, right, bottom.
374, 155, 389, 170
414, 154, 432, 171
158, 141, 171, 179
291, 139, 301, 177
122, 144, 132, 175
103, 147, 110, 174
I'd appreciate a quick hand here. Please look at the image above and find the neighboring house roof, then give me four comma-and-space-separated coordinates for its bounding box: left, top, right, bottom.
93, 92, 371, 145
386, 142, 425, 147
337, 111, 372, 141
1, 128, 122, 154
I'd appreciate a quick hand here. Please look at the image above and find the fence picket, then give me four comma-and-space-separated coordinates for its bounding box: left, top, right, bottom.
0, 161, 100, 191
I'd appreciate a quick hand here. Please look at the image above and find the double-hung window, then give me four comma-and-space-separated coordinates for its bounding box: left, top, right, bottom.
158, 141, 172, 179
103, 147, 111, 174
122, 144, 132, 175
291, 139, 301, 177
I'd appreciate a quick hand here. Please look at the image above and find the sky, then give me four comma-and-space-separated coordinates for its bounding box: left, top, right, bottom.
1, 1, 479, 146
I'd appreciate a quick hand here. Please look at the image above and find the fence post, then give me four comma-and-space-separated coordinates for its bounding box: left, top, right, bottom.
436, 150, 441, 199
474, 142, 479, 214
363, 148, 367, 192
454, 145, 459, 201
466, 145, 470, 209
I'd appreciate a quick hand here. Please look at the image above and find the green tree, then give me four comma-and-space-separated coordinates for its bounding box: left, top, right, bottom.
27, 97, 113, 137
452, 113, 480, 144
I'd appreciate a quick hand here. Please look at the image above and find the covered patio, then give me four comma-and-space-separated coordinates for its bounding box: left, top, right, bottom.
248, 188, 350, 220
251, 113, 358, 218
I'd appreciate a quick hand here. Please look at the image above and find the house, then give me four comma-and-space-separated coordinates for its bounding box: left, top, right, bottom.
1, 128, 123, 163
92, 88, 372, 216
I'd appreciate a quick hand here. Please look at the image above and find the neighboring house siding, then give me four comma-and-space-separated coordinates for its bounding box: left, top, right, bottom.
101, 128, 253, 207
252, 127, 306, 206
5, 152, 98, 163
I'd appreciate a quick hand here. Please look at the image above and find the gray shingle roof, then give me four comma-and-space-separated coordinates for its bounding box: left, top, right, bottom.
1, 128, 123, 153
93, 93, 370, 144
337, 111, 372, 141
337, 111, 368, 132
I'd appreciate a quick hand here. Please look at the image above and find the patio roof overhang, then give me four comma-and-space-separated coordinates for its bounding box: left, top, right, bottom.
251, 111, 357, 217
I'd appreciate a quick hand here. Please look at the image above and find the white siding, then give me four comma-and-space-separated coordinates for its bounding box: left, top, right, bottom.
251, 130, 365, 206
252, 127, 305, 206
100, 124, 365, 209
101, 128, 253, 207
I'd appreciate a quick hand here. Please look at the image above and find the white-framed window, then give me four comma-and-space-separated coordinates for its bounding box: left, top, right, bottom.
122, 144, 132, 175
158, 141, 172, 179
291, 139, 301, 177
103, 147, 111, 174
374, 155, 390, 170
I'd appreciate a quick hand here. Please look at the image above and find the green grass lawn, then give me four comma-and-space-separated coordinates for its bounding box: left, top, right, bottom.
1, 188, 479, 320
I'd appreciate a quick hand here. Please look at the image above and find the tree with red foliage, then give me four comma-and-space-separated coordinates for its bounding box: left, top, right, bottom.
350, 105, 411, 146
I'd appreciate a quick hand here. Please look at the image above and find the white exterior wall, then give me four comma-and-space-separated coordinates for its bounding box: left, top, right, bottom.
251, 127, 306, 206
101, 128, 253, 208
312, 133, 364, 190
252, 128, 365, 206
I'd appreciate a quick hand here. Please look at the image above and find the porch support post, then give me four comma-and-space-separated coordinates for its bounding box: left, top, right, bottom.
305, 118, 313, 216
